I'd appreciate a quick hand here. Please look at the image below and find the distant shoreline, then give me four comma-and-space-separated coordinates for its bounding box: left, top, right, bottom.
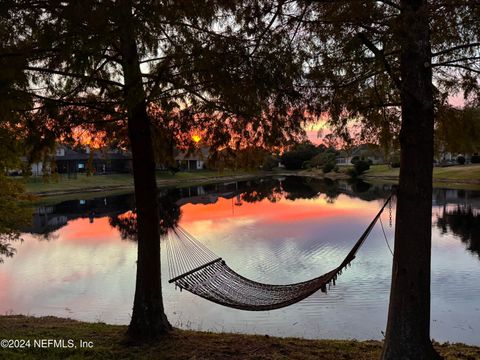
25, 171, 279, 198
23, 164, 480, 198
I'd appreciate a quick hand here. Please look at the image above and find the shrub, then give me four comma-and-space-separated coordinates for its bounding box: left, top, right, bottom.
311, 152, 337, 169
280, 155, 303, 170
471, 155, 480, 163
302, 160, 312, 169
457, 156, 466, 165
279, 142, 321, 170
322, 162, 336, 174
262, 155, 278, 171
390, 154, 400, 168
354, 159, 370, 175
347, 168, 358, 178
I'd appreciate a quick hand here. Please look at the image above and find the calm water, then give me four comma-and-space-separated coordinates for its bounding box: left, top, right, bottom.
1, 177, 479, 345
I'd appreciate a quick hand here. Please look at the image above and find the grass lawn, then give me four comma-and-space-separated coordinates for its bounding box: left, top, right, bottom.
22, 169, 259, 195
1, 315, 479, 360
25, 173, 134, 194
17, 165, 480, 196
365, 164, 480, 182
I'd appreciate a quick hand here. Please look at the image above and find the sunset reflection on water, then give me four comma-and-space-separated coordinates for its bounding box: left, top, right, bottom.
1, 178, 479, 345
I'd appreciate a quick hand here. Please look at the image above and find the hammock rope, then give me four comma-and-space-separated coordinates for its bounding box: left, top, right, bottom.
165, 195, 392, 311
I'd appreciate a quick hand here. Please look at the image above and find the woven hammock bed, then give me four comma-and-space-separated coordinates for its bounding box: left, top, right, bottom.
165, 196, 392, 311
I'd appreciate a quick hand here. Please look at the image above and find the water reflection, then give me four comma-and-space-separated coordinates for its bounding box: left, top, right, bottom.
1, 177, 479, 345
25, 194, 135, 237
437, 206, 480, 259
109, 190, 182, 240
23, 177, 390, 240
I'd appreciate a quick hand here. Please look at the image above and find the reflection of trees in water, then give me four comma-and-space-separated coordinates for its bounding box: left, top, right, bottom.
109, 189, 182, 241
348, 179, 372, 193
239, 177, 324, 203
241, 179, 283, 203
21, 176, 395, 247
0, 176, 33, 263
283, 177, 322, 200
308, 178, 341, 203
437, 206, 480, 259
240, 176, 390, 205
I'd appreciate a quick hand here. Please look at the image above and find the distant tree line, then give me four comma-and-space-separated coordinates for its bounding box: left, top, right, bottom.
280, 142, 338, 172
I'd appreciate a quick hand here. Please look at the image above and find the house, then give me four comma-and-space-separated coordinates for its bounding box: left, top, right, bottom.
434, 150, 480, 165
336, 144, 385, 165
54, 146, 132, 174
173, 146, 209, 171
27, 145, 132, 176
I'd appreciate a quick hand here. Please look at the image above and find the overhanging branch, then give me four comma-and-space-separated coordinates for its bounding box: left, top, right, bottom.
356, 33, 401, 90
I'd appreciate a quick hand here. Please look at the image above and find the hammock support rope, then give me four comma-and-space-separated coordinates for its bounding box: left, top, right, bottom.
166, 196, 392, 311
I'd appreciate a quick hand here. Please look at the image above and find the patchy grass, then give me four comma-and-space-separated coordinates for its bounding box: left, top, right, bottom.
24, 173, 134, 194
0, 316, 479, 360
364, 165, 399, 177
299, 168, 350, 180
365, 164, 480, 183
16, 165, 480, 196
32, 189, 135, 206
432, 164, 480, 180
21, 170, 260, 195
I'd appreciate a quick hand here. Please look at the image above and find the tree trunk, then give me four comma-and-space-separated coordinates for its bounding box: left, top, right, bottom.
118, 0, 171, 340
381, 1, 440, 359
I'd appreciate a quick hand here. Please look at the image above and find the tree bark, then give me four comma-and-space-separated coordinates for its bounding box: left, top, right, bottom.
382, 1, 440, 359
118, 0, 171, 340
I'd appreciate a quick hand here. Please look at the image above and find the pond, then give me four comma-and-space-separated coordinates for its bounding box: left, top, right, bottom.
1, 177, 479, 345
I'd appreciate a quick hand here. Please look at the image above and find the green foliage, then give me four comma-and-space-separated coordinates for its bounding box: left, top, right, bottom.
296, 1, 479, 155
262, 155, 278, 171
389, 153, 401, 168
309, 150, 338, 173
348, 159, 370, 178
4, 0, 308, 158
0, 123, 33, 264
280, 142, 323, 170
436, 107, 480, 155
354, 160, 370, 174
209, 147, 270, 171
322, 162, 336, 174
0, 175, 33, 262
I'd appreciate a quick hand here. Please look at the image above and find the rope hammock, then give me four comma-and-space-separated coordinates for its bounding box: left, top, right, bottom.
165, 196, 392, 311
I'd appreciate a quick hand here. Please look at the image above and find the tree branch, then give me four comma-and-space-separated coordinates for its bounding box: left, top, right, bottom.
24, 66, 124, 88
22, 92, 123, 116
433, 56, 480, 66
433, 63, 480, 74
432, 42, 480, 57
356, 32, 402, 90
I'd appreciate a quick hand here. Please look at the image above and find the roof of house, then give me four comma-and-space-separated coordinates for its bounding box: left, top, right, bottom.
56, 147, 132, 161
336, 144, 383, 158
174, 146, 209, 161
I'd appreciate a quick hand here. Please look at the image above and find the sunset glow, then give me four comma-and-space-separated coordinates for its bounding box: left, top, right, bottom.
192, 134, 202, 143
